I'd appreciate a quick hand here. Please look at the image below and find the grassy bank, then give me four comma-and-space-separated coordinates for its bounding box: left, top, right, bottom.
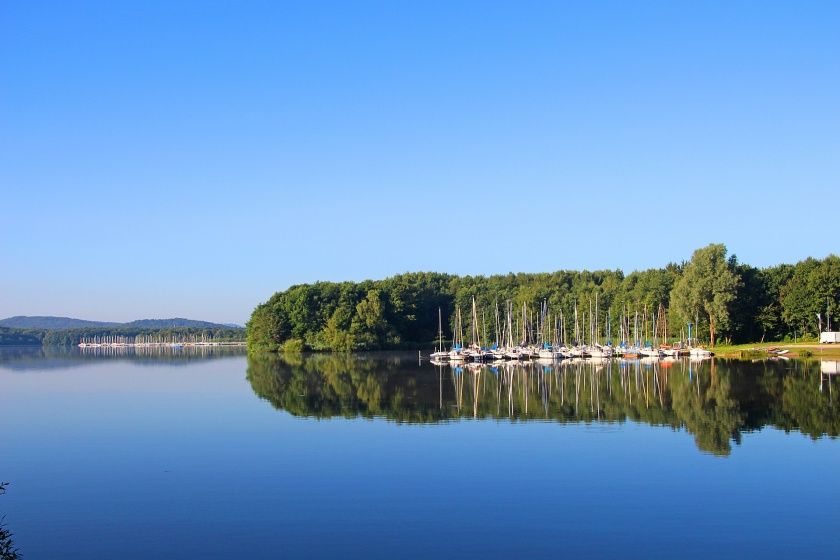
711, 341, 840, 359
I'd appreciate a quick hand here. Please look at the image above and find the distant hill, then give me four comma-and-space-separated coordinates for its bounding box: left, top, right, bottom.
0, 316, 241, 330
0, 316, 119, 329
124, 318, 239, 329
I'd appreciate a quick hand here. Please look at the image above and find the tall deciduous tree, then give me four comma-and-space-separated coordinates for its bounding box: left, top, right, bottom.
670, 244, 740, 347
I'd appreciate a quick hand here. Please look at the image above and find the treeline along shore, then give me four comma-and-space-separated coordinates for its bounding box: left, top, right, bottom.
247, 244, 839, 353
0, 326, 246, 347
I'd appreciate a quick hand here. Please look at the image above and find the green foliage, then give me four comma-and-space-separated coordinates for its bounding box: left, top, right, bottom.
246, 303, 289, 352
0, 482, 20, 560
670, 244, 741, 346
351, 289, 395, 349
250, 273, 456, 352
729, 264, 771, 343
321, 307, 356, 352
753, 264, 794, 341
281, 338, 304, 354
248, 248, 840, 352
781, 255, 840, 336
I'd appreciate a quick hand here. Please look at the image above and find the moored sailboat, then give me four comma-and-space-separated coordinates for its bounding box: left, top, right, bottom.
430, 308, 450, 361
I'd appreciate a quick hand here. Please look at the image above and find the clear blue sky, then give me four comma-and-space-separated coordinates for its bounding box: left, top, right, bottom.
2, 1, 838, 325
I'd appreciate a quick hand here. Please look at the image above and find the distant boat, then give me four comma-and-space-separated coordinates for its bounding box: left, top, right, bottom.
538, 345, 554, 360
449, 307, 469, 361
619, 343, 641, 359
689, 347, 713, 358
588, 344, 613, 359
640, 346, 662, 359
570, 345, 591, 359
661, 341, 687, 357
490, 346, 507, 361
430, 308, 450, 361
554, 345, 571, 360
449, 351, 467, 362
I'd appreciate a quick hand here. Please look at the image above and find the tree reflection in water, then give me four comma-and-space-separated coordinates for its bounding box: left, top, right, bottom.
247, 354, 840, 456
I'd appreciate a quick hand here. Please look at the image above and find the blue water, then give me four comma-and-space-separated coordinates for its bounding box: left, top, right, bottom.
1, 349, 839, 559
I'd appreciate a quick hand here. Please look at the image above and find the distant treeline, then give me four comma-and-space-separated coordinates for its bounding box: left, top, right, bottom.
247, 244, 840, 352
0, 326, 245, 347
0, 327, 42, 346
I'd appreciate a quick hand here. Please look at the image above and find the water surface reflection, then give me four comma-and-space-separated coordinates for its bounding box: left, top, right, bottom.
248, 354, 840, 456
0, 344, 246, 371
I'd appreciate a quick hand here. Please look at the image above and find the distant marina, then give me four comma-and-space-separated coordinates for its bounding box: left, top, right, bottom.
78, 334, 245, 349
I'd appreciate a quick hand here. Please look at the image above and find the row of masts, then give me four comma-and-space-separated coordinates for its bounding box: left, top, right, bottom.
431, 298, 712, 363
78, 333, 243, 348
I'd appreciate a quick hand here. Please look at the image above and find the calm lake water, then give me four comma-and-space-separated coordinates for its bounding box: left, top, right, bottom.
1, 347, 839, 559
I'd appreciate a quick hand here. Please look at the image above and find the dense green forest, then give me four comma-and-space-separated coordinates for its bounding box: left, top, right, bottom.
0, 326, 245, 347
247, 244, 840, 352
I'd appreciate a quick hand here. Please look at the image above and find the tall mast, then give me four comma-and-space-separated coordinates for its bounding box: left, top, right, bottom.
595, 292, 599, 346
452, 307, 458, 350
494, 300, 500, 347
438, 307, 444, 353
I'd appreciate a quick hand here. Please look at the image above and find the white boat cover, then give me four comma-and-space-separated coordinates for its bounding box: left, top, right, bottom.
820, 332, 840, 343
